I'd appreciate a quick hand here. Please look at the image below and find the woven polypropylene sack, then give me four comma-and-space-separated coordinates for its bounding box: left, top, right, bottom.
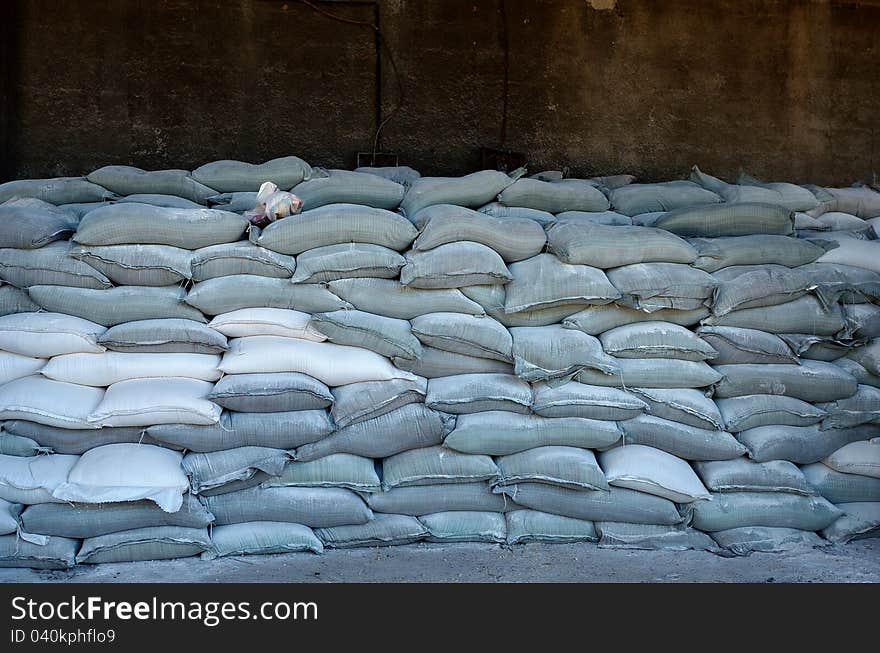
504, 254, 619, 313
147, 410, 332, 452
421, 511, 507, 543
381, 446, 499, 490
294, 403, 452, 461
0, 204, 76, 249
354, 165, 420, 186
292, 169, 404, 210
547, 222, 697, 268
0, 285, 40, 316
190, 241, 297, 281
88, 377, 221, 427
0, 242, 112, 289
191, 156, 312, 192
801, 463, 880, 503
0, 535, 78, 569
510, 325, 618, 381
330, 378, 427, 429
261, 454, 381, 493
618, 414, 747, 461
309, 309, 421, 360
596, 522, 718, 551
76, 526, 211, 564
691, 491, 841, 532
575, 358, 722, 389
183, 446, 290, 495
400, 169, 519, 217
185, 275, 349, 316
52, 443, 189, 512
609, 181, 722, 216
425, 373, 532, 414
690, 234, 826, 272
599, 322, 717, 361
207, 373, 332, 413
201, 522, 323, 559
711, 526, 827, 556
393, 346, 514, 378
20, 494, 213, 538
74, 203, 248, 248
28, 285, 206, 327
498, 178, 609, 213
412, 204, 545, 262
655, 202, 793, 237
1, 421, 168, 455
410, 312, 512, 362
715, 395, 826, 432
366, 483, 514, 515
41, 351, 221, 386
290, 243, 404, 283
0, 453, 79, 504
443, 412, 620, 456
599, 445, 710, 503
695, 326, 798, 365
627, 387, 724, 430
530, 381, 647, 421
400, 241, 512, 289
0, 351, 44, 385
315, 514, 427, 548
736, 423, 875, 464
0, 376, 104, 430
208, 308, 325, 340
98, 319, 228, 354
607, 263, 717, 312
498, 483, 682, 525
117, 194, 202, 209
496, 446, 608, 491
0, 177, 115, 205
257, 204, 417, 255
204, 486, 372, 527
219, 336, 415, 386
712, 360, 858, 401
821, 503, 880, 543
505, 509, 598, 544
693, 459, 816, 495
328, 278, 484, 319
823, 440, 880, 479
86, 166, 217, 203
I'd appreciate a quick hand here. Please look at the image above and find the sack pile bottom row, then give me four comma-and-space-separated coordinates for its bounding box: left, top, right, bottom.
0, 160, 879, 568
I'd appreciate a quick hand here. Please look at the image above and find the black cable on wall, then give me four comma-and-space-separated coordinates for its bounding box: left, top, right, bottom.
295, 0, 404, 156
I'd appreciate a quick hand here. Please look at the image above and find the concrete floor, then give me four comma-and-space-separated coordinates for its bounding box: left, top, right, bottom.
1, 539, 878, 583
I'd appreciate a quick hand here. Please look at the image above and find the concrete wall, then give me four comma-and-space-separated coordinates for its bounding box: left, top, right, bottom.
3, 0, 879, 184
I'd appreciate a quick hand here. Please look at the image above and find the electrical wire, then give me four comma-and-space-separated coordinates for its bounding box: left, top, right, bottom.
295, 0, 404, 156
499, 0, 510, 148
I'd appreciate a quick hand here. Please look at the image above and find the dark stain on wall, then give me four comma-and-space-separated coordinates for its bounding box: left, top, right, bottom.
2, 0, 879, 185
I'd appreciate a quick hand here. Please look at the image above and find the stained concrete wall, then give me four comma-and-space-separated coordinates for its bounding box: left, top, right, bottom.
3, 0, 879, 184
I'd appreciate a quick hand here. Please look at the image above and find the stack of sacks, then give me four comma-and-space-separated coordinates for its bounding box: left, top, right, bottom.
0, 157, 338, 566
0, 155, 317, 222
810, 440, 880, 543
1, 158, 879, 567
681, 168, 880, 553
408, 185, 646, 548
286, 186, 518, 547
794, 190, 880, 551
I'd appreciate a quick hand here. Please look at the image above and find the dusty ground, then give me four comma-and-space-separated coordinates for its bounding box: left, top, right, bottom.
1, 540, 878, 583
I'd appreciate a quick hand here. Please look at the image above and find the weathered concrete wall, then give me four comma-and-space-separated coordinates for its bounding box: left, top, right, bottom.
3, 0, 878, 184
